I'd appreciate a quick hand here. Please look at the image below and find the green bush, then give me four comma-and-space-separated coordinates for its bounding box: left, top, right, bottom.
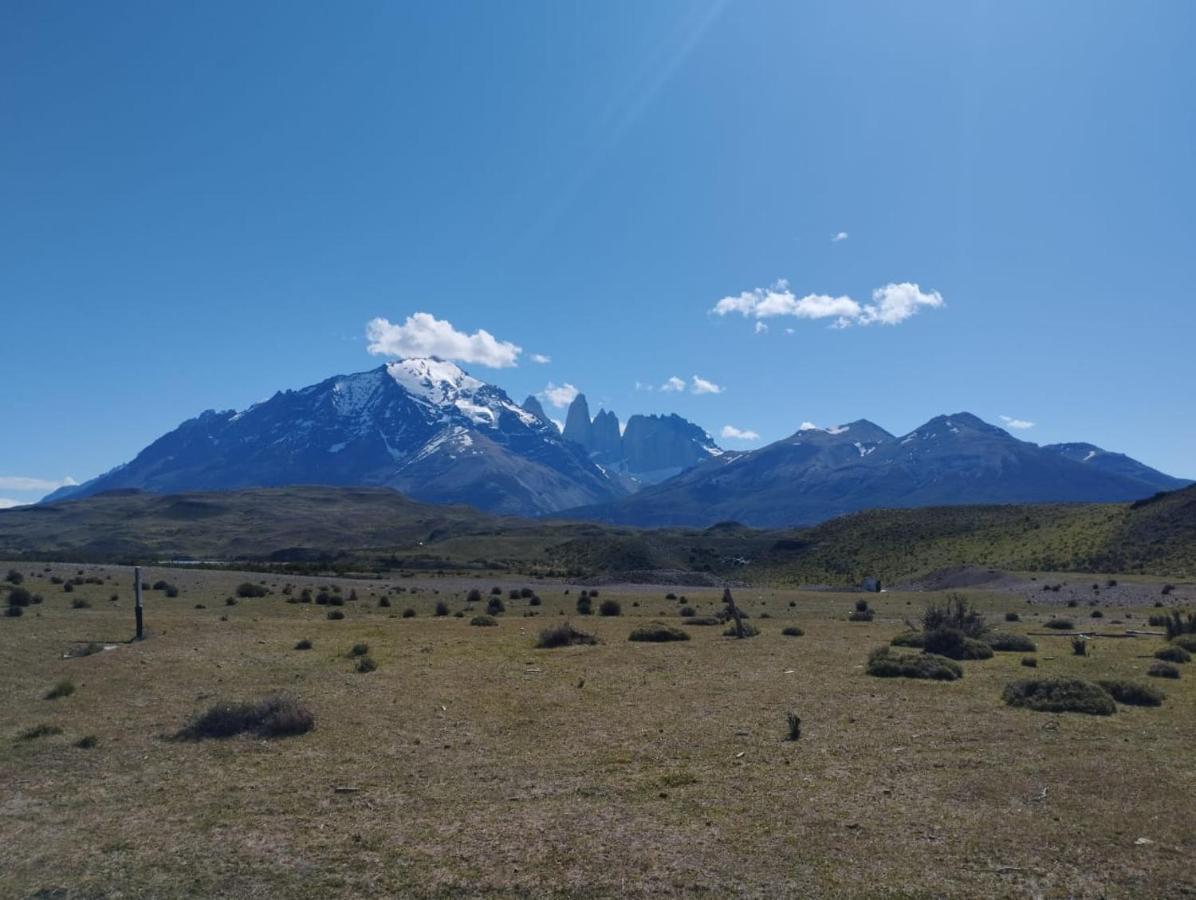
45, 679, 75, 700
536, 623, 598, 648
294, 639, 313, 650
434, 601, 449, 617
781, 626, 804, 637
1021, 656, 1038, 668
326, 609, 345, 620
683, 616, 721, 626
1148, 662, 1180, 679
1044, 619, 1075, 630
402, 608, 416, 618
1001, 678, 1115, 715
470, 615, 498, 627
865, 646, 961, 681
598, 599, 622, 617
1155, 645, 1190, 664
486, 597, 505, 616
889, 631, 924, 648
235, 582, 269, 599
723, 622, 759, 638
986, 633, 1037, 653
923, 627, 993, 660
629, 624, 690, 643
922, 593, 987, 638
1170, 635, 1196, 653
1097, 679, 1163, 707
355, 655, 377, 674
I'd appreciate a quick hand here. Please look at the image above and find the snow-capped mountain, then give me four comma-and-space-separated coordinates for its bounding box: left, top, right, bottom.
1042, 442, 1191, 494
46, 358, 625, 516
567, 412, 1188, 527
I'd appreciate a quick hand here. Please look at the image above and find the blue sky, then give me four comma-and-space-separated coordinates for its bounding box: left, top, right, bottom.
3, 0, 1194, 506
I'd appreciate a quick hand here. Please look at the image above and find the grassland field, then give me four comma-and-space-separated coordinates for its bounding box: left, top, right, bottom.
2, 561, 1194, 899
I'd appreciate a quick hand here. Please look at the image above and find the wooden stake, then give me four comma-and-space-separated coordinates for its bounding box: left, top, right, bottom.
134, 565, 144, 640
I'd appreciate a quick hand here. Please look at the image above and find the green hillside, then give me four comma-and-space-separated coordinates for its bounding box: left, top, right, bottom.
1, 484, 1193, 583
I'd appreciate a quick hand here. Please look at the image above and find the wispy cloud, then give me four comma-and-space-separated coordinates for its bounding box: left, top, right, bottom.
634, 381, 655, 392
0, 498, 24, 509
539, 382, 580, 409
1000, 415, 1035, 430
690, 375, 722, 395
831, 231, 849, 242
0, 476, 77, 492
530, 353, 551, 364
712, 280, 944, 329
754, 321, 768, 335
721, 425, 759, 441
661, 376, 686, 393
366, 313, 522, 367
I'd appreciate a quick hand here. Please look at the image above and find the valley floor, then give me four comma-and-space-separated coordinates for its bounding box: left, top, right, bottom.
1, 562, 1194, 898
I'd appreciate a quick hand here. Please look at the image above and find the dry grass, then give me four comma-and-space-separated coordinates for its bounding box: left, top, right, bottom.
0, 561, 1193, 897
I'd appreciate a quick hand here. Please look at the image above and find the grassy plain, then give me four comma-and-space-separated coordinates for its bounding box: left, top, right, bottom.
2, 562, 1194, 898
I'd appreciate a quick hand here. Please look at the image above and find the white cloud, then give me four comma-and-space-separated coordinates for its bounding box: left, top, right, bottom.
661, 376, 686, 393
634, 381, 654, 392
1000, 415, 1035, 430
0, 476, 77, 492
832, 231, 849, 242
754, 321, 768, 335
0, 498, 24, 509
690, 375, 722, 395
712, 280, 943, 329
798, 421, 820, 431
539, 382, 580, 409
721, 425, 760, 441
550, 419, 565, 433
365, 312, 522, 367
530, 353, 551, 364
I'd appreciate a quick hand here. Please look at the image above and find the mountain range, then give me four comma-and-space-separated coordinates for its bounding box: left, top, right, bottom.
46, 359, 1190, 526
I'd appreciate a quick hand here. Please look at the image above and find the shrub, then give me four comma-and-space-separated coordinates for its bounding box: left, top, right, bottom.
1170, 635, 1196, 653
466, 589, 483, 603
923, 628, 993, 660
7, 587, 33, 608
723, 622, 760, 638
1004, 612, 1020, 622
665, 592, 677, 600
1001, 678, 1115, 715
890, 631, 924, 648
294, 639, 313, 650
402, 608, 416, 618
529, 595, 542, 606
378, 596, 391, 608
45, 679, 75, 700
1098, 680, 1164, 707
355, 655, 378, 673
1154, 645, 1190, 663
71, 598, 91, 609
326, 609, 345, 620
922, 593, 987, 638
683, 616, 722, 626
18, 724, 63, 741
486, 597, 505, 616
152, 580, 170, 591
1148, 614, 1168, 627
629, 624, 690, 642
5, 569, 23, 585
536, 623, 598, 648
781, 626, 804, 637
176, 694, 314, 740
865, 646, 961, 681
1163, 611, 1196, 639
576, 595, 593, 616
1044, 618, 1075, 630
1071, 636, 1088, 656
350, 642, 369, 657
1148, 662, 1180, 679
434, 601, 449, 617
236, 582, 268, 598
75, 735, 98, 749
1090, 609, 1103, 618
848, 598, 874, 622
598, 599, 621, 617
470, 615, 498, 627
1021, 656, 1038, 668
490, 586, 502, 596
5, 605, 22, 617
679, 605, 696, 617
986, 633, 1037, 653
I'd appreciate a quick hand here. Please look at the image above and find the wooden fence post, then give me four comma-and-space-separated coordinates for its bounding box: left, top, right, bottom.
134, 566, 144, 640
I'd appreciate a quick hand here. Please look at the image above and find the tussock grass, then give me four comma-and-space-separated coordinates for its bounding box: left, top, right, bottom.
176, 694, 314, 740
535, 623, 598, 648
45, 679, 75, 700
1098, 679, 1164, 707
